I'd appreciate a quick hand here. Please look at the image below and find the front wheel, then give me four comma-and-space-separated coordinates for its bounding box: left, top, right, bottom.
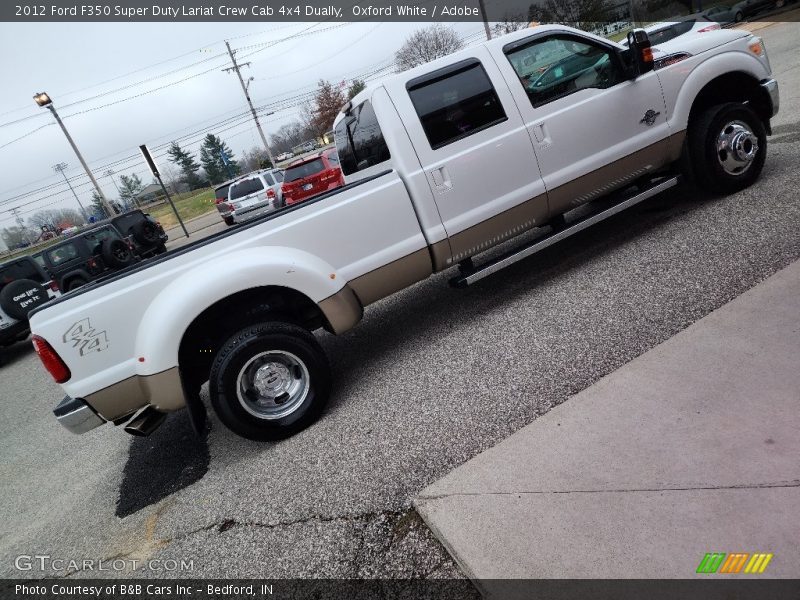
209, 321, 331, 441
687, 103, 766, 194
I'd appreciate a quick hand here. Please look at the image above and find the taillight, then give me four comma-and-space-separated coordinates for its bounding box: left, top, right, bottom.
698, 23, 720, 32
48, 280, 60, 292
32, 335, 71, 383
215, 197, 225, 205
267, 188, 276, 198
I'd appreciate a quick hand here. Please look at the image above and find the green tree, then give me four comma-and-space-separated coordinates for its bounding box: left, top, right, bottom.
167, 141, 204, 190
347, 79, 366, 100
90, 190, 108, 217
200, 134, 240, 184
118, 173, 144, 209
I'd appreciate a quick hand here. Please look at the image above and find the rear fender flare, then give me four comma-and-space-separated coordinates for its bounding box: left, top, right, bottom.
134, 247, 349, 374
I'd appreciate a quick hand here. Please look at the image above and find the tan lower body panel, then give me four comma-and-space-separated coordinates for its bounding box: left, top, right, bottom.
85, 367, 185, 421
446, 193, 550, 266
318, 285, 363, 334
348, 248, 433, 307
547, 132, 686, 217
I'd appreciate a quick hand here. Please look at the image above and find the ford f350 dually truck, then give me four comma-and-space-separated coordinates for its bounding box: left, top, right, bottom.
29, 25, 779, 441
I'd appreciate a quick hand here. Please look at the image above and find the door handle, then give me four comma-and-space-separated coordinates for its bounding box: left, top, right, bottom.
533, 122, 548, 144
430, 166, 453, 191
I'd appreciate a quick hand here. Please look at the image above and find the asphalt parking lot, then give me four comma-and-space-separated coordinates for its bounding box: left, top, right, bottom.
1, 21, 798, 584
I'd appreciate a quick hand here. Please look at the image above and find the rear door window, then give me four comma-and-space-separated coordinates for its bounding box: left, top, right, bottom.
230, 178, 265, 200
407, 59, 507, 150
47, 243, 79, 266
335, 100, 391, 175
215, 184, 231, 200
285, 159, 325, 182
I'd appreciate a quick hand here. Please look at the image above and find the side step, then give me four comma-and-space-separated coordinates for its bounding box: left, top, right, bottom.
450, 176, 680, 287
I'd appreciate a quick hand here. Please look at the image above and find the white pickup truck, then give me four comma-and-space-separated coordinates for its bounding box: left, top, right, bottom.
30, 24, 779, 441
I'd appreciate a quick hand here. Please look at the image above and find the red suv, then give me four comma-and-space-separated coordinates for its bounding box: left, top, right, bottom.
281, 149, 345, 206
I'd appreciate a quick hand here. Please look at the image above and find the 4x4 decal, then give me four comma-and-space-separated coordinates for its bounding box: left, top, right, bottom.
63, 318, 108, 356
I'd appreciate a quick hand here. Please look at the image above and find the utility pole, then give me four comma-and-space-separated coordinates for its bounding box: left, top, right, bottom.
478, 0, 492, 40
53, 162, 90, 220
33, 92, 115, 217
10, 206, 35, 245
223, 41, 276, 168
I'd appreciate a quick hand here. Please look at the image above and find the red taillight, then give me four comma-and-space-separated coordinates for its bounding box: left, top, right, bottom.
48, 280, 60, 292
698, 24, 720, 32
32, 335, 71, 383
215, 197, 226, 205
267, 188, 276, 198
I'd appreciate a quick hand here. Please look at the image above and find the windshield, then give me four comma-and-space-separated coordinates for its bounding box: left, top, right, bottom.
285, 159, 324, 182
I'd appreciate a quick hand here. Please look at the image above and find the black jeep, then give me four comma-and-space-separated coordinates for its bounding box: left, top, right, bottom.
0, 256, 60, 350
42, 211, 167, 292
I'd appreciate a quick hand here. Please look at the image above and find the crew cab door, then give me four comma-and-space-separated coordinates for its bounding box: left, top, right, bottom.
387, 46, 548, 263
496, 32, 674, 217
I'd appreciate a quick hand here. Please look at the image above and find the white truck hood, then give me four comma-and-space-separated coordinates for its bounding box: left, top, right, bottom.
651, 28, 752, 59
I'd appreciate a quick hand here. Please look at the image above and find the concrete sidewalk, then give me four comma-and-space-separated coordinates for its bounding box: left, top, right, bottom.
415, 260, 800, 585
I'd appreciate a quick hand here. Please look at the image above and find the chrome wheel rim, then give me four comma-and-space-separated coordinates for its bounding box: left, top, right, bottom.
236, 350, 310, 420
716, 120, 759, 176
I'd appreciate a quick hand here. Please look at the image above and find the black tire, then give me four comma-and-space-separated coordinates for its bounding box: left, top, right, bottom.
101, 238, 134, 269
0, 279, 50, 321
65, 278, 87, 292
735, 10, 743, 21
132, 220, 160, 245
687, 103, 766, 194
224, 216, 235, 226
209, 321, 331, 441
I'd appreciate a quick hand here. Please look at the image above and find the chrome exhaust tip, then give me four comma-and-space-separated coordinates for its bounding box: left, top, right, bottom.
124, 407, 167, 437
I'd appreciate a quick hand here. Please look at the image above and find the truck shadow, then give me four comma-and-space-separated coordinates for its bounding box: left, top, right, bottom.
116, 411, 209, 518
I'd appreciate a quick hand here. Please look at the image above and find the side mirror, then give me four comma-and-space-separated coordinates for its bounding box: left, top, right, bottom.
626, 29, 654, 78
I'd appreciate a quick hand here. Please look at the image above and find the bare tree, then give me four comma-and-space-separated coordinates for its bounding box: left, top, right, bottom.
395, 25, 464, 72
28, 208, 85, 231
492, 15, 531, 36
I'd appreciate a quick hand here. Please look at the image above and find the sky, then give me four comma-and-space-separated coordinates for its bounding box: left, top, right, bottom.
0, 20, 488, 228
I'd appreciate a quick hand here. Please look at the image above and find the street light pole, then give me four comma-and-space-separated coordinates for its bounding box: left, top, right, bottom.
33, 92, 115, 217
53, 162, 89, 220
223, 41, 277, 168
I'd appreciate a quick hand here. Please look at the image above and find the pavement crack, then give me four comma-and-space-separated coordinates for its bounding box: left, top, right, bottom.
418, 479, 800, 501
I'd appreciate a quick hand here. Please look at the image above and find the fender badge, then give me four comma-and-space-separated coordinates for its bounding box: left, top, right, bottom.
640, 109, 661, 126
63, 318, 109, 356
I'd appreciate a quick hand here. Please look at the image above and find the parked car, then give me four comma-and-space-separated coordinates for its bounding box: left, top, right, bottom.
213, 177, 240, 226
730, 0, 779, 21
702, 5, 739, 25
108, 209, 168, 257
41, 225, 137, 292
623, 16, 720, 48
276, 152, 293, 162
221, 169, 285, 226
0, 256, 60, 353
281, 149, 345, 206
